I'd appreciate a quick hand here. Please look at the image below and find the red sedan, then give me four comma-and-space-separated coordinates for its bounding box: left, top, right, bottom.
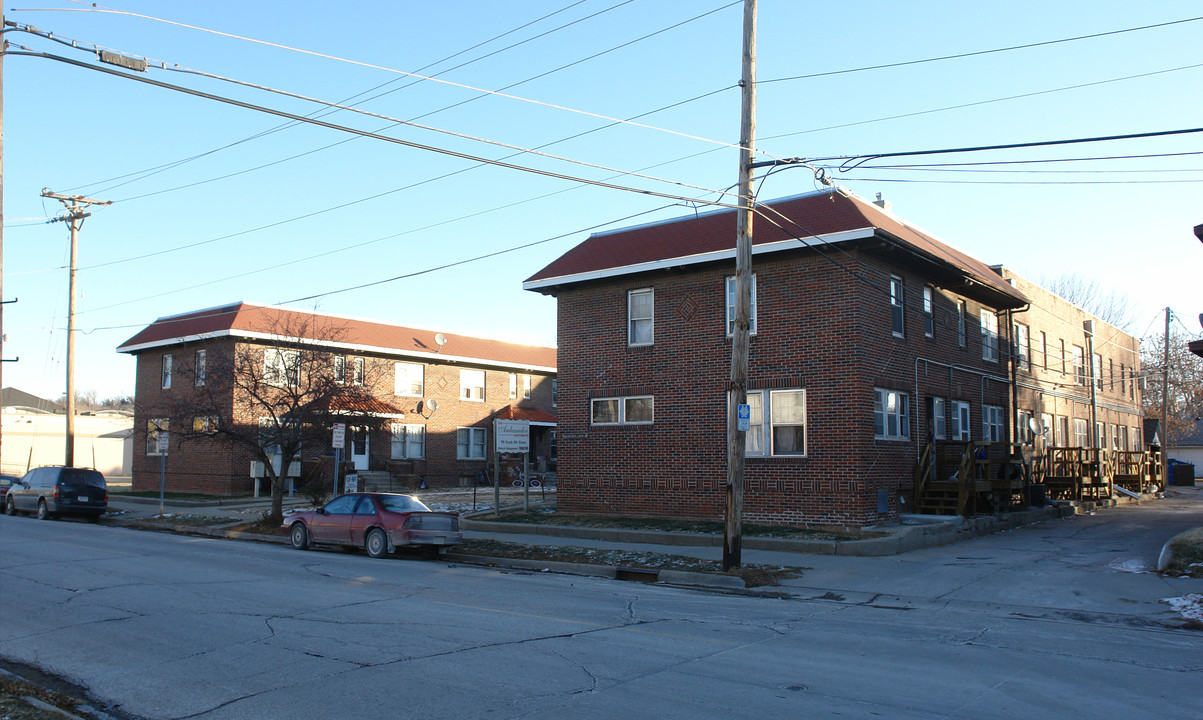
284, 492, 462, 558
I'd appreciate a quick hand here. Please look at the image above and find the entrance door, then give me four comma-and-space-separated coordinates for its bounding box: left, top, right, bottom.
351, 426, 370, 470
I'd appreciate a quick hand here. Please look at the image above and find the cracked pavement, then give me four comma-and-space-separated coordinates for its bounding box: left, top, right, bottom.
1, 491, 1201, 719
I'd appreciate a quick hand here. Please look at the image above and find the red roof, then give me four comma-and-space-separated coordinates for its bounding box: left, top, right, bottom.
525, 188, 1027, 307
493, 405, 557, 424
117, 303, 556, 370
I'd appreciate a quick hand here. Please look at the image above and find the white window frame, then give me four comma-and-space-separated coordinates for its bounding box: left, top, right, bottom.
1014, 323, 1030, 370
741, 389, 808, 457
456, 426, 487, 460
264, 348, 300, 388
193, 415, 218, 434
1073, 418, 1089, 448
351, 357, 365, 386
391, 423, 425, 459
873, 388, 910, 441
628, 288, 654, 346
1093, 353, 1103, 391
1072, 345, 1085, 386
591, 395, 655, 426
395, 362, 424, 397
194, 349, 206, 387
980, 310, 999, 362
725, 274, 758, 337
334, 356, 347, 384
508, 373, 518, 399
923, 286, 934, 338
890, 275, 905, 338
931, 397, 947, 440
460, 368, 485, 401
983, 405, 1005, 442
523, 374, 532, 400
161, 354, 173, 389
951, 400, 971, 441
957, 301, 967, 347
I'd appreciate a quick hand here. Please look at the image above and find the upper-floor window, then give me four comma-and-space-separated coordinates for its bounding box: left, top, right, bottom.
873, 388, 909, 441
1108, 359, 1114, 391
957, 301, 967, 347
264, 348, 300, 388
980, 310, 998, 362
351, 357, 365, 386
591, 395, 654, 425
890, 276, 905, 338
193, 416, 218, 434
194, 349, 206, 386
395, 362, 424, 397
552, 379, 558, 407
1014, 323, 1030, 370
523, 374, 532, 399
508, 373, 518, 399
1060, 339, 1068, 375
628, 288, 654, 346
1038, 331, 1048, 370
161, 354, 173, 389
460, 369, 485, 401
1073, 418, 1089, 447
334, 356, 346, 384
743, 389, 807, 457
1093, 353, 1103, 390
983, 405, 1005, 442
1073, 346, 1086, 385
726, 274, 758, 336
923, 286, 934, 338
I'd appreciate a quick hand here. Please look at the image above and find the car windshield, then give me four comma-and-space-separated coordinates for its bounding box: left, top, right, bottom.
59, 468, 106, 489
377, 495, 431, 513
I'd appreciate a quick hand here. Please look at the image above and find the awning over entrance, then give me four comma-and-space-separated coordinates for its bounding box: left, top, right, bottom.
494, 405, 557, 426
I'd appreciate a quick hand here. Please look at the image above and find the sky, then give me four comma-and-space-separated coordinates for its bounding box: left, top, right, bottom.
3, 0, 1201, 402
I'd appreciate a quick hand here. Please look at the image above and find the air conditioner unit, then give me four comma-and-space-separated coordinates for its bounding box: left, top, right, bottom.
251, 459, 301, 478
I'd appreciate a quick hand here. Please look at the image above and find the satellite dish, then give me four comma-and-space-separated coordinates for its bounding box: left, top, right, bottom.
1029, 417, 1041, 435
426, 399, 438, 413
434, 333, 447, 352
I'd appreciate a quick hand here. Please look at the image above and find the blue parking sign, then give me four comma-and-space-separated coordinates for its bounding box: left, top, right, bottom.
737, 403, 751, 432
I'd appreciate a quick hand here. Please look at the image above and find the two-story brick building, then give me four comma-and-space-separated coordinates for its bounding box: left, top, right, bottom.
524, 187, 1143, 528
118, 303, 556, 495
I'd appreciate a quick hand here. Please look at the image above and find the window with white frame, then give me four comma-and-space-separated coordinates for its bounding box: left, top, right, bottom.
1060, 339, 1067, 374
456, 427, 487, 460
1014, 323, 1030, 370
552, 379, 558, 407
951, 400, 971, 441
391, 423, 425, 459
1092, 353, 1103, 390
1071, 345, 1085, 385
334, 356, 346, 384
1056, 416, 1069, 447
523, 374, 532, 399
1041, 412, 1053, 444
725, 274, 758, 336
264, 348, 300, 387
1017, 410, 1034, 443
957, 301, 967, 347
742, 389, 806, 457
1039, 331, 1048, 369
194, 349, 206, 386
460, 369, 485, 401
983, 405, 1005, 442
591, 395, 654, 425
889, 276, 905, 338
351, 357, 365, 386
873, 388, 909, 441
1095, 421, 1105, 448
146, 419, 168, 455
508, 373, 518, 399
980, 310, 998, 362
923, 286, 934, 338
1073, 418, 1089, 447
931, 397, 947, 440
161, 354, 173, 389
193, 415, 219, 434
395, 362, 424, 397
628, 288, 654, 346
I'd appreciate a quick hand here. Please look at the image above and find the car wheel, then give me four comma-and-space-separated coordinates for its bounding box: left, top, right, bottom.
365, 528, 388, 558
37, 500, 52, 521
3, 496, 15, 516
289, 523, 310, 550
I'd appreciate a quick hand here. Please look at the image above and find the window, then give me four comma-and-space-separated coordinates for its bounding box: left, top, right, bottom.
1071, 345, 1085, 386
1056, 416, 1069, 447
509, 373, 518, 399
456, 427, 487, 460
725, 274, 758, 336
628, 288, 654, 345
1017, 410, 1034, 443
265, 348, 300, 387
743, 389, 806, 457
161, 354, 173, 389
391, 424, 425, 459
923, 286, 934, 337
951, 400, 971, 441
957, 301, 967, 347
591, 395, 654, 425
395, 362, 424, 397
523, 374, 532, 400
192, 416, 218, 434
983, 405, 1005, 442
552, 379, 558, 407
1038, 331, 1047, 369
194, 349, 206, 386
1073, 418, 1089, 448
334, 356, 346, 384
1092, 353, 1103, 390
1120, 364, 1126, 394
873, 388, 909, 441
351, 357, 365, 386
1108, 359, 1114, 391
460, 369, 485, 401
980, 310, 998, 362
1014, 323, 1029, 370
1095, 421, 1105, 448
931, 397, 947, 440
146, 419, 168, 455
1041, 413, 1053, 443
890, 275, 905, 337
1060, 339, 1067, 374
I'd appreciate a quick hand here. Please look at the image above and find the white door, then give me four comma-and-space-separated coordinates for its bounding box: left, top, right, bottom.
351, 426, 370, 470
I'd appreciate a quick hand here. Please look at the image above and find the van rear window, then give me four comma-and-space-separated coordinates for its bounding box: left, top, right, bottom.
60, 469, 106, 489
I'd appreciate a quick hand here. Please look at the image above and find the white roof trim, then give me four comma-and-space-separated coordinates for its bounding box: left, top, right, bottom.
523, 227, 876, 291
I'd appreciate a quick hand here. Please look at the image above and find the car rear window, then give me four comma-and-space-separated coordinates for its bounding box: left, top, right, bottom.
377, 495, 430, 513
59, 468, 106, 489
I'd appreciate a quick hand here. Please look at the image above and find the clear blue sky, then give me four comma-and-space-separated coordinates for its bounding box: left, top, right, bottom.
4, 1, 1201, 401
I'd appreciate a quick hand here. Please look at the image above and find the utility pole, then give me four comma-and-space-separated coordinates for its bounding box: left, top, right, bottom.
41, 190, 110, 466
724, 0, 756, 571
1, 11, 6, 467
1083, 320, 1098, 449
1162, 306, 1171, 451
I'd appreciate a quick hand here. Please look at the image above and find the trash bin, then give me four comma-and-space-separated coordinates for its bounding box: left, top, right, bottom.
1171, 462, 1196, 487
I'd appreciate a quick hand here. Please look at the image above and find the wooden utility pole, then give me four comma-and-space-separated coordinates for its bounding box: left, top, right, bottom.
41, 190, 110, 466
723, 0, 756, 571
1162, 306, 1171, 450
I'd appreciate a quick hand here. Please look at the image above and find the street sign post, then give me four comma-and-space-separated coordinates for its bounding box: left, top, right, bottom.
332, 424, 346, 497
737, 404, 751, 432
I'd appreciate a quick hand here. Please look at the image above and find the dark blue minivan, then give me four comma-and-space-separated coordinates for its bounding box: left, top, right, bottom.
4, 466, 108, 521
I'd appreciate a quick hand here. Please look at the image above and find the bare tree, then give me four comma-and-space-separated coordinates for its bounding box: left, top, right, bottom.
160, 313, 392, 524
1040, 273, 1137, 331
1140, 327, 1203, 447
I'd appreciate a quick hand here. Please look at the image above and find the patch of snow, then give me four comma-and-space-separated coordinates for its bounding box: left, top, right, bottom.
1108, 558, 1149, 573
1163, 594, 1203, 623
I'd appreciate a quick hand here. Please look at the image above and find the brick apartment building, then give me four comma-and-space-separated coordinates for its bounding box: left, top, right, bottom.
118, 303, 556, 495
524, 187, 1144, 528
